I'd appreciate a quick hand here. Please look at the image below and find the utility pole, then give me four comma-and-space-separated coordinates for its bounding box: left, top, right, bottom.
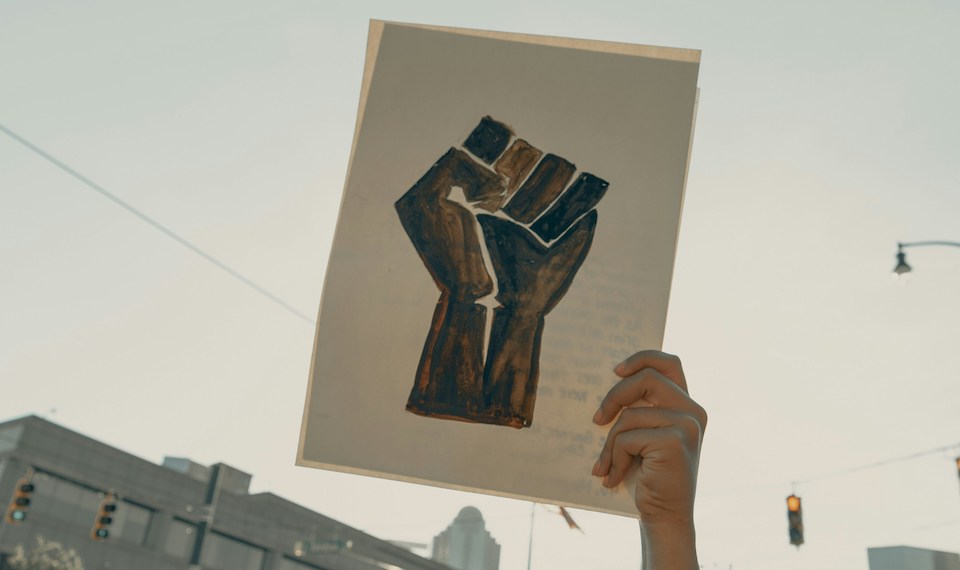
955, 456, 960, 495
188, 464, 224, 570
526, 502, 535, 570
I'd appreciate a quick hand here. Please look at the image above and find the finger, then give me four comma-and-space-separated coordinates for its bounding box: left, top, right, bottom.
603, 426, 679, 488
529, 172, 609, 242
595, 407, 674, 479
462, 116, 513, 164
599, 411, 703, 488
494, 139, 542, 195
501, 154, 576, 223
614, 350, 687, 392
594, 407, 701, 482
593, 367, 703, 426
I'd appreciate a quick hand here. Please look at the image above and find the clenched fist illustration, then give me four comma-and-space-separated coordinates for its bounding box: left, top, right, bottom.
397, 117, 609, 428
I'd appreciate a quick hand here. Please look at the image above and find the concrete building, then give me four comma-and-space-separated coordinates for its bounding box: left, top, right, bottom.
0, 415, 451, 570
868, 545, 960, 570
431, 507, 499, 570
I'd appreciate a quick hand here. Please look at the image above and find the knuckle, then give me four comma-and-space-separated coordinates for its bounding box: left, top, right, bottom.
635, 367, 670, 401
619, 406, 645, 424
663, 352, 685, 374
638, 367, 665, 390
608, 409, 641, 442
638, 366, 665, 386
695, 404, 708, 430
663, 431, 687, 452
654, 351, 681, 366
662, 351, 682, 365
608, 410, 633, 437
635, 366, 653, 384
675, 413, 703, 443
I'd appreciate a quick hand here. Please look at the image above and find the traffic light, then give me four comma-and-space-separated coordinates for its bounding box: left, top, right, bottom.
786, 494, 804, 547
4, 475, 35, 525
91, 493, 117, 541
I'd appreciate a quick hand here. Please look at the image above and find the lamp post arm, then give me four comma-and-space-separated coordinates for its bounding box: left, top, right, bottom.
893, 240, 960, 276
898, 241, 960, 249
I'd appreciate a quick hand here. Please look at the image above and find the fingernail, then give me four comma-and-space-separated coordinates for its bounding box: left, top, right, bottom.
591, 459, 601, 476
614, 361, 625, 375
602, 474, 611, 488
592, 408, 604, 424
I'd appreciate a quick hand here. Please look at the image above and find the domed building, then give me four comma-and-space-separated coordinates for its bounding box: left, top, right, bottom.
431, 507, 500, 570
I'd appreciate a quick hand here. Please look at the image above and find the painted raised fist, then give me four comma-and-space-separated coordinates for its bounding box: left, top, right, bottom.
397, 116, 609, 428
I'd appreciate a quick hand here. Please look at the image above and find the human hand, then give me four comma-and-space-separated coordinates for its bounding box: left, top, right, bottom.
591, 350, 706, 569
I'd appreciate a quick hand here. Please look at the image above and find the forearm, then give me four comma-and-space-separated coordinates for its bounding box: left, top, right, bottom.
640, 519, 699, 570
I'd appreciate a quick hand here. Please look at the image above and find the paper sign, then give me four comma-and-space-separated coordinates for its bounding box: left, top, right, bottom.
298, 20, 699, 516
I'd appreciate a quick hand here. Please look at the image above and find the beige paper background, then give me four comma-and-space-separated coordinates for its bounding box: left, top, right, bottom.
298, 20, 700, 517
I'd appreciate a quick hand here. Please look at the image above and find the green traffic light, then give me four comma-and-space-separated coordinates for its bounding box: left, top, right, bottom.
96, 528, 109, 538
11, 510, 26, 522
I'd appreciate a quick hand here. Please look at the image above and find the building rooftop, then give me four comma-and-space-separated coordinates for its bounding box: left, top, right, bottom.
0, 414, 450, 570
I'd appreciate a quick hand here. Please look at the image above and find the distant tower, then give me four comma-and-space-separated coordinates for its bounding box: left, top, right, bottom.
432, 506, 501, 570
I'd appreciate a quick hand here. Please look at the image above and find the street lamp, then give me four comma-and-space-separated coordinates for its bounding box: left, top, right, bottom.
893, 241, 960, 276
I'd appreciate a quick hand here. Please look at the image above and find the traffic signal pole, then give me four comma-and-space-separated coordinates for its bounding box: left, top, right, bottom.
188, 464, 224, 570
955, 456, 960, 496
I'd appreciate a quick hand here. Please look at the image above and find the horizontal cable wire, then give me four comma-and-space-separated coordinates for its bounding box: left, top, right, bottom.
792, 442, 960, 485
0, 122, 315, 326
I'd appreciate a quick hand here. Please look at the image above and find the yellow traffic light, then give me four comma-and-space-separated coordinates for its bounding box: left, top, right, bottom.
787, 494, 801, 512
786, 494, 804, 546
4, 474, 35, 525
90, 493, 118, 541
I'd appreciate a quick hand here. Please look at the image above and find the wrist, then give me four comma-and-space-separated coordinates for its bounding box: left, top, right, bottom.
640, 517, 698, 570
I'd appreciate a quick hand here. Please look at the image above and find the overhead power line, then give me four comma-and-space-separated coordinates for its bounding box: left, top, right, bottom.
0, 122, 315, 326
792, 442, 960, 486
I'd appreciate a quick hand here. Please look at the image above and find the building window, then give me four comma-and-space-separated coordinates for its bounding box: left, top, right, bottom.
201, 531, 265, 570
278, 557, 326, 570
164, 518, 197, 560
30, 474, 100, 528
111, 501, 152, 544
27, 474, 152, 544
0, 424, 24, 454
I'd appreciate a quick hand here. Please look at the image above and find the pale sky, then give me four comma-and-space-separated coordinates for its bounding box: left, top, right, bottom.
2, 2, 959, 570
